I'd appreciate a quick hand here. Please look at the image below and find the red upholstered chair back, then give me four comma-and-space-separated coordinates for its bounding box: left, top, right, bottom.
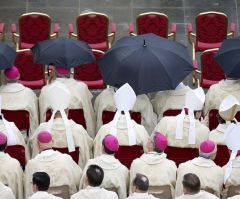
5, 145, 26, 168
164, 146, 199, 166
163, 109, 182, 117
52, 147, 79, 164
201, 49, 225, 86
46, 109, 86, 129
115, 145, 144, 169
14, 50, 45, 82
102, 110, 142, 125
76, 12, 109, 45
196, 11, 228, 44
2, 110, 30, 132
214, 145, 230, 166
74, 49, 104, 81
19, 12, 51, 48
136, 12, 168, 38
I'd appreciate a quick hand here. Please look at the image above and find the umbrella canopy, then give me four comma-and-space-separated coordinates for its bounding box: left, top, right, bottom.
0, 42, 16, 70
98, 33, 193, 95
215, 37, 240, 78
31, 37, 95, 68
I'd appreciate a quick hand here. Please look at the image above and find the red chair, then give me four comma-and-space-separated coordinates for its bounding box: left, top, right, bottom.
102, 110, 142, 125
11, 12, 59, 50
214, 145, 230, 166
1, 110, 30, 135
5, 145, 26, 168
52, 147, 79, 164
68, 12, 116, 51
73, 49, 106, 89
46, 109, 86, 129
0, 23, 5, 41
14, 49, 46, 90
163, 109, 182, 117
115, 145, 144, 169
164, 146, 199, 166
129, 12, 176, 40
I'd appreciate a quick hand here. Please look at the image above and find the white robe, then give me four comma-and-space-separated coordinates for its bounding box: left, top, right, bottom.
129, 152, 177, 198
94, 116, 149, 157
154, 115, 209, 148
0, 182, 16, 199
71, 186, 118, 199
209, 123, 228, 145
39, 78, 96, 138
204, 79, 240, 126
0, 83, 39, 136
25, 149, 82, 198
0, 152, 23, 199
152, 86, 190, 121
175, 157, 224, 197
94, 87, 157, 134
27, 191, 62, 199
80, 154, 128, 199
30, 118, 93, 169
126, 192, 158, 199
175, 191, 219, 199
228, 196, 240, 199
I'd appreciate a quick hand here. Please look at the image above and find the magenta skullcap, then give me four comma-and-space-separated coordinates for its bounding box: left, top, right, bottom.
103, 135, 119, 152
154, 132, 168, 151
56, 67, 70, 75
199, 140, 216, 153
37, 131, 52, 143
4, 66, 20, 80
0, 132, 7, 145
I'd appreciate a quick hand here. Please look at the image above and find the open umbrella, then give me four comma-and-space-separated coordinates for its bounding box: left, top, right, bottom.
0, 42, 16, 70
31, 37, 95, 68
215, 37, 240, 78
98, 33, 194, 95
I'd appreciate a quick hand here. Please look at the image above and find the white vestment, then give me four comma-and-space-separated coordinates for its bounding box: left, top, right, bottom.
0, 182, 16, 199
175, 191, 219, 199
126, 192, 158, 199
27, 191, 62, 199
209, 123, 228, 145
228, 196, 240, 199
39, 78, 96, 137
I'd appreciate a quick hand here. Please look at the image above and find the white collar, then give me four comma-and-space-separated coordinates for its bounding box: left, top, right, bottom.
32, 191, 49, 196
39, 149, 55, 157
132, 192, 149, 197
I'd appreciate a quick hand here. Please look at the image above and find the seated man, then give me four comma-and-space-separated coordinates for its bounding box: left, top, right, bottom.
94, 86, 157, 134
175, 173, 218, 199
27, 172, 62, 199
126, 173, 157, 199
0, 181, 15, 199
71, 165, 118, 199
0, 66, 38, 136
175, 140, 223, 197
94, 84, 149, 156
39, 67, 96, 137
152, 82, 190, 121
81, 135, 128, 199
130, 132, 177, 198
0, 132, 23, 199
25, 131, 82, 198
154, 87, 209, 148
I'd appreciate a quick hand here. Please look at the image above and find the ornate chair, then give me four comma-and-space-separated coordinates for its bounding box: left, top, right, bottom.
68, 12, 116, 51
73, 49, 106, 89
129, 12, 176, 40
11, 12, 59, 50
14, 49, 46, 89
0, 23, 5, 41
5, 145, 26, 168
194, 48, 225, 88
52, 147, 79, 164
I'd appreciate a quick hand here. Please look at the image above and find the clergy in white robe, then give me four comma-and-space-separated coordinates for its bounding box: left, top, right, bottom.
129, 133, 177, 198
39, 67, 96, 138
0, 132, 24, 199
0, 182, 15, 199
94, 87, 157, 134
71, 164, 118, 199
81, 135, 128, 199
204, 79, 240, 126
152, 83, 190, 121
25, 131, 82, 198
0, 66, 39, 136
175, 140, 223, 197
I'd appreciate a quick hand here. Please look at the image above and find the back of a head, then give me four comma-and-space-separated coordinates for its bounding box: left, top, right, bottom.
182, 173, 201, 195
0, 132, 7, 152
32, 172, 50, 191
133, 173, 149, 193
86, 165, 104, 187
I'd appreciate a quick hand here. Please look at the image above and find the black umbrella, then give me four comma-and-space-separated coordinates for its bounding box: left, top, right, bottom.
0, 42, 16, 70
98, 33, 194, 95
215, 37, 240, 78
31, 37, 95, 68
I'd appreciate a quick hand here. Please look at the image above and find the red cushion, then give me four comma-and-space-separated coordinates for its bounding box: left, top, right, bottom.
5, 145, 26, 168
52, 147, 79, 164
201, 78, 220, 88
89, 42, 108, 52
196, 41, 222, 51
214, 145, 230, 166
83, 80, 106, 89
18, 79, 46, 90
20, 42, 34, 49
